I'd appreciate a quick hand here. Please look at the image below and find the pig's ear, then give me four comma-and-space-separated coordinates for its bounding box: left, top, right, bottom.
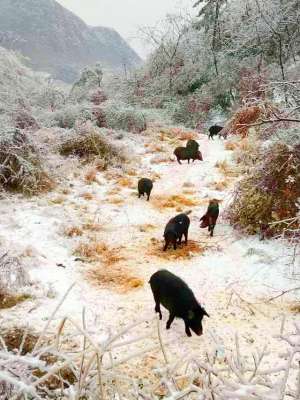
187, 310, 195, 320
202, 307, 210, 318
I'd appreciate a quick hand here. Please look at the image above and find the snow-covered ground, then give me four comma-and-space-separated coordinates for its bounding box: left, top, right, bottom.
0, 125, 299, 381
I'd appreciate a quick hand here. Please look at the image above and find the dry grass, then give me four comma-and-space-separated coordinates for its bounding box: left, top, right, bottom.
0, 293, 31, 309
64, 226, 83, 237
107, 187, 119, 196
210, 180, 230, 191
148, 239, 208, 260
60, 188, 71, 195
152, 194, 200, 210
178, 131, 198, 141
225, 141, 239, 151
0, 129, 54, 195
222, 105, 263, 138
49, 196, 65, 205
290, 303, 300, 313
1, 328, 38, 354
86, 264, 143, 293
107, 195, 125, 205
182, 182, 195, 188
183, 188, 196, 195
59, 130, 126, 166
215, 160, 239, 177
81, 222, 101, 232
84, 168, 99, 184
1, 328, 76, 389
138, 223, 156, 232
150, 154, 170, 164
80, 192, 94, 201
116, 176, 135, 188
74, 240, 124, 266
125, 168, 138, 176
145, 143, 166, 154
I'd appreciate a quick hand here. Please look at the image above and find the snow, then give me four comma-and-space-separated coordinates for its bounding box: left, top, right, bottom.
0, 126, 299, 381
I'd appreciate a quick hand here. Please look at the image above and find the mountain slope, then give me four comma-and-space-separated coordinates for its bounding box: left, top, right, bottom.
0, 0, 141, 82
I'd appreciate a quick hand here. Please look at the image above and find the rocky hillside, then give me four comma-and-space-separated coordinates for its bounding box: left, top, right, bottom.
0, 0, 141, 82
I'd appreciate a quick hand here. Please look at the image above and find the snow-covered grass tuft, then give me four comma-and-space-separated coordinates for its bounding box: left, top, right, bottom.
59, 129, 127, 166
0, 128, 54, 195
0, 253, 32, 309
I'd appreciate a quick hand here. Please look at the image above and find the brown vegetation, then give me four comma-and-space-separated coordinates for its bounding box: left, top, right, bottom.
107, 196, 125, 205
80, 192, 94, 200
148, 239, 208, 260
116, 176, 135, 188
215, 160, 239, 177
59, 130, 126, 165
0, 129, 54, 195
152, 194, 200, 210
138, 223, 156, 232
210, 180, 230, 191
49, 196, 65, 205
64, 226, 83, 237
0, 293, 31, 309
223, 104, 275, 138
228, 142, 300, 235
84, 168, 99, 184
86, 265, 144, 293
74, 241, 124, 266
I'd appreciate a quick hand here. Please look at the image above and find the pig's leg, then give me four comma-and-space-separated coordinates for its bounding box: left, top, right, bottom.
166, 313, 175, 329
178, 234, 182, 245
163, 239, 169, 252
184, 230, 188, 245
153, 293, 162, 319
184, 320, 192, 337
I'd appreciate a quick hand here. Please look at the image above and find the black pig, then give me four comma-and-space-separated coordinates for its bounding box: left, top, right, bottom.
164, 212, 191, 251
174, 147, 203, 164
200, 199, 219, 237
138, 178, 153, 201
149, 269, 209, 337
208, 125, 223, 140
186, 139, 199, 153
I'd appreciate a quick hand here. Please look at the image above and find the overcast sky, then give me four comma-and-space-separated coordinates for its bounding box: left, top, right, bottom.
56, 0, 195, 58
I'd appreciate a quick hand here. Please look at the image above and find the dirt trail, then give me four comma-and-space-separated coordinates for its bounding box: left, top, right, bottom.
0, 126, 298, 378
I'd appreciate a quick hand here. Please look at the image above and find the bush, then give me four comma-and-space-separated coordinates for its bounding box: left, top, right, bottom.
222, 103, 275, 138
0, 252, 31, 309
50, 105, 93, 129
0, 128, 54, 195
13, 110, 40, 131
103, 101, 147, 133
59, 129, 126, 166
228, 142, 300, 235
171, 91, 213, 128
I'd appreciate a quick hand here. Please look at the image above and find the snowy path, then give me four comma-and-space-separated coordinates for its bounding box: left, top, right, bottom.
0, 127, 298, 377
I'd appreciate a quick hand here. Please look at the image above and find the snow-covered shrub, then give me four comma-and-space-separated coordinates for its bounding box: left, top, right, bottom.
92, 106, 107, 128
0, 253, 31, 309
0, 306, 299, 399
59, 128, 126, 166
103, 101, 147, 133
90, 88, 108, 105
171, 93, 212, 128
13, 110, 40, 131
228, 142, 300, 235
0, 128, 54, 195
50, 104, 94, 129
